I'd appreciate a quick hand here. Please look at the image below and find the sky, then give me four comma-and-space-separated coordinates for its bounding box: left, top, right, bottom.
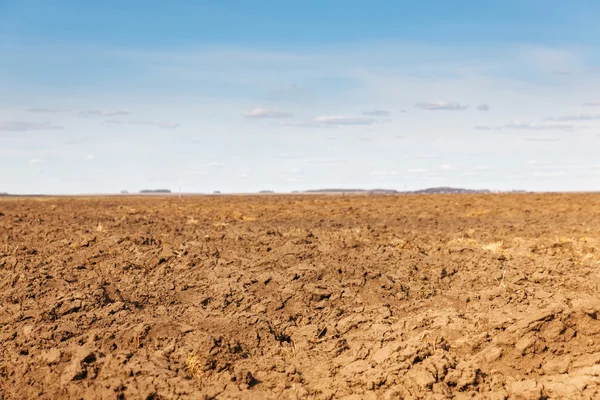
2, 1, 600, 194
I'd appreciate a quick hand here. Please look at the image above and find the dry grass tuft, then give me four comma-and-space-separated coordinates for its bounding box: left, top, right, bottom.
448, 237, 480, 247
185, 353, 203, 379
482, 241, 503, 253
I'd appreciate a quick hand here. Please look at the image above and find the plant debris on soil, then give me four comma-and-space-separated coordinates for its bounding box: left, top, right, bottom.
2, 193, 600, 399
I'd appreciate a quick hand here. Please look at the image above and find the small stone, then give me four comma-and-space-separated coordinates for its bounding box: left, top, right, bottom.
408, 369, 436, 389
250, 303, 267, 314
456, 367, 478, 389
508, 379, 542, 400
60, 347, 96, 385
543, 381, 580, 398
313, 300, 328, 309
515, 334, 536, 354
371, 343, 401, 364
542, 357, 570, 375
340, 360, 371, 376
41, 348, 62, 365
310, 288, 332, 302
285, 365, 296, 375
484, 346, 503, 363
490, 390, 508, 400
106, 301, 125, 315
61, 358, 86, 385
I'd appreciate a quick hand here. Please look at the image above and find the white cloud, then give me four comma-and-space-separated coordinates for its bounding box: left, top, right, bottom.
313, 116, 377, 125
414, 101, 468, 111
105, 119, 180, 129
526, 160, 537, 165
476, 104, 490, 111
544, 114, 600, 121
362, 109, 390, 117
525, 136, 561, 142
478, 120, 581, 131
531, 171, 565, 177
408, 168, 427, 173
182, 169, 209, 176
79, 110, 130, 117
500, 121, 575, 131
534, 164, 579, 170
583, 102, 600, 107
207, 162, 223, 167
282, 114, 379, 127
302, 157, 345, 165
473, 165, 490, 170
26, 108, 62, 113
370, 170, 387, 175
440, 163, 454, 170
29, 158, 43, 164
519, 47, 579, 75
243, 108, 293, 118
280, 120, 322, 128
85, 155, 96, 160
277, 153, 303, 160
0, 121, 63, 131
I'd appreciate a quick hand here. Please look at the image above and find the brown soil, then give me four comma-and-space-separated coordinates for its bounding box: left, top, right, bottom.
2, 194, 600, 399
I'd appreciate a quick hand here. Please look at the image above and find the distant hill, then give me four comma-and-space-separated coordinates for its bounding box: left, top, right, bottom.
368, 189, 399, 194
305, 189, 370, 193
0, 192, 8, 196
301, 187, 491, 195
139, 189, 171, 194
409, 187, 491, 194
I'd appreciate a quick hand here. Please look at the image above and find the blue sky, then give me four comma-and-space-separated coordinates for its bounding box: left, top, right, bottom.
2, 1, 600, 194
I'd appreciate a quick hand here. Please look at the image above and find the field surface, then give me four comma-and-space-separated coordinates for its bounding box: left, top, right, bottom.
2, 194, 600, 399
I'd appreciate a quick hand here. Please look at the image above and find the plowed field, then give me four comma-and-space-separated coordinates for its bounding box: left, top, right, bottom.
2, 194, 600, 399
